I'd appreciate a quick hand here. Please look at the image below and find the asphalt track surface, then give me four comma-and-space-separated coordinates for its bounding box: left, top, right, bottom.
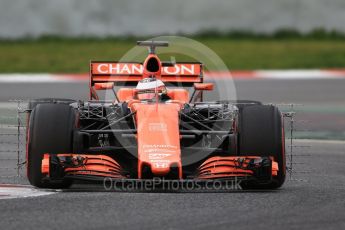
0, 79, 344, 229
0, 140, 343, 230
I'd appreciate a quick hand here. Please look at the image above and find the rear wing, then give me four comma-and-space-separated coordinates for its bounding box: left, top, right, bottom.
90, 61, 203, 87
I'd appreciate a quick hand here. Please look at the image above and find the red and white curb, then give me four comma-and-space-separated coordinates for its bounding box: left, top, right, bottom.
0, 69, 345, 82
207, 69, 345, 79
0, 184, 55, 199
0, 74, 87, 83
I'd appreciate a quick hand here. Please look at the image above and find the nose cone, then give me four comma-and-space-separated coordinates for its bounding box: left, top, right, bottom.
131, 103, 182, 179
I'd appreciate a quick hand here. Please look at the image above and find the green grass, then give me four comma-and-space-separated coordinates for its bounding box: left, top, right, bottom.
1, 38, 345, 72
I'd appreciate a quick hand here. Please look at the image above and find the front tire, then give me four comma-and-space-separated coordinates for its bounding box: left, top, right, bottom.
239, 105, 286, 189
27, 103, 76, 188
28, 98, 75, 111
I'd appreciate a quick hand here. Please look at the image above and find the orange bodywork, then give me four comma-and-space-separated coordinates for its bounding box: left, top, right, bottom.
117, 88, 136, 101
130, 102, 183, 178
41, 154, 126, 179
41, 154, 50, 176
194, 83, 214, 91
197, 156, 278, 179
94, 82, 114, 90
167, 89, 189, 104
117, 88, 189, 103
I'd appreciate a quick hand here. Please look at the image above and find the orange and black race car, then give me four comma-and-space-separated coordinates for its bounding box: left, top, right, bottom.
26, 41, 286, 190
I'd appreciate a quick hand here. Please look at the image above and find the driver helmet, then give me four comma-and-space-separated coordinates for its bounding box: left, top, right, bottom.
136, 78, 167, 100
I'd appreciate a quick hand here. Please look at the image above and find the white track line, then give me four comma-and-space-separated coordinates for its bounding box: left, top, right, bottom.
0, 74, 85, 83
0, 184, 55, 199
256, 70, 345, 79
293, 139, 345, 145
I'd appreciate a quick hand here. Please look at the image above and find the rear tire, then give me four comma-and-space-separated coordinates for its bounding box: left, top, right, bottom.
239, 105, 286, 189
27, 103, 76, 188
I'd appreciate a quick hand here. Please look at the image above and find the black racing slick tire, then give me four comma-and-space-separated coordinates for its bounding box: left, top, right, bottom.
239, 105, 286, 189
27, 103, 76, 188
28, 98, 75, 111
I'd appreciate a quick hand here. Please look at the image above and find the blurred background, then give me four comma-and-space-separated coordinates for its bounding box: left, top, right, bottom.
0, 0, 345, 72
2, 0, 345, 38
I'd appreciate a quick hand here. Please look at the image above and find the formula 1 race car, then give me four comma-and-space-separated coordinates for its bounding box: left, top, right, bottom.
26, 41, 286, 190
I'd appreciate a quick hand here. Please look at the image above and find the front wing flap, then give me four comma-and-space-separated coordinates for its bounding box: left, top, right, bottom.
196, 156, 278, 182
41, 154, 128, 180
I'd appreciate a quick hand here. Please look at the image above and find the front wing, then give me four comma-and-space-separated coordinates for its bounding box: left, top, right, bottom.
41, 154, 278, 186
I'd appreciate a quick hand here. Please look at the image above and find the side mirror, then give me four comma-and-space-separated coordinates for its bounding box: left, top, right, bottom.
194, 83, 214, 91
93, 82, 120, 102
94, 82, 114, 90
